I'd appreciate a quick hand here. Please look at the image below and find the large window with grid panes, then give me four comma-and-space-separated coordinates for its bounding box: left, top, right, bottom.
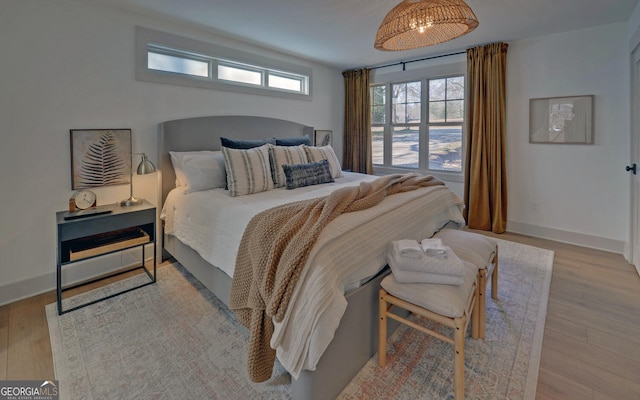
371, 75, 465, 173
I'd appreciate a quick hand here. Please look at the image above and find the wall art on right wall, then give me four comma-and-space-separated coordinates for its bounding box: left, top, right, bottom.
529, 95, 593, 144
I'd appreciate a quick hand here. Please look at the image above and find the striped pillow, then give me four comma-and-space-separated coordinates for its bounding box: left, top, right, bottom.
282, 160, 334, 189
268, 145, 309, 187
303, 145, 343, 178
222, 144, 274, 196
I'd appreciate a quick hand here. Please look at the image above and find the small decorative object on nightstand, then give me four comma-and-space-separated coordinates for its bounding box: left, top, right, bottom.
56, 200, 156, 315
68, 189, 97, 212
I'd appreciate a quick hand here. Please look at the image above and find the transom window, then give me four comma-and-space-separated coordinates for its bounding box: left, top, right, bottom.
136, 27, 312, 100
148, 51, 209, 78
371, 75, 465, 173
146, 44, 309, 95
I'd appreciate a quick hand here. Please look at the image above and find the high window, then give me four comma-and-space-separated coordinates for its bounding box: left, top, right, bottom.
136, 27, 311, 99
371, 75, 465, 173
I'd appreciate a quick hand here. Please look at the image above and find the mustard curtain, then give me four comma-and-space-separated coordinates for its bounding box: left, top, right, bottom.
464, 42, 509, 233
342, 68, 373, 174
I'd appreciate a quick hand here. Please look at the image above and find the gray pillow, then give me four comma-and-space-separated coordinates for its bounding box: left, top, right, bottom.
282, 159, 334, 189
220, 137, 276, 149
275, 136, 312, 146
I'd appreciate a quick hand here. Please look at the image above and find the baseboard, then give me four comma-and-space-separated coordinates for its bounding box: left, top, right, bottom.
0, 245, 155, 307
507, 220, 625, 254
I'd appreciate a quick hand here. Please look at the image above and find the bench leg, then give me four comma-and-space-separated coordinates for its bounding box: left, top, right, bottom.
378, 289, 387, 367
471, 275, 481, 339
491, 246, 499, 300
454, 318, 465, 400
476, 269, 487, 339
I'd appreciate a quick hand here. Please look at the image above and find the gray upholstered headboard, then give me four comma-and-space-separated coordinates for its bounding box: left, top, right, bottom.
157, 115, 314, 208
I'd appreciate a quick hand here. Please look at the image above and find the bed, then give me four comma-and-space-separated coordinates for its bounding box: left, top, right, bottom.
157, 115, 465, 400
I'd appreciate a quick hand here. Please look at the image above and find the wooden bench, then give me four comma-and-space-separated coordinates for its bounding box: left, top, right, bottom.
378, 260, 478, 400
434, 229, 498, 338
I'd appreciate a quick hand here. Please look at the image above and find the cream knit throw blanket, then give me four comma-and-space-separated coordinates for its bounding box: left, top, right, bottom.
229, 173, 444, 382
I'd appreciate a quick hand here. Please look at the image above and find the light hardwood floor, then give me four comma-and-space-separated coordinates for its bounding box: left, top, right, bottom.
1, 232, 639, 399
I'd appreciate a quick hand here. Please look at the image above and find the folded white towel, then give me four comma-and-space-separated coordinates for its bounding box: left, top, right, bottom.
388, 240, 465, 278
395, 239, 424, 259
387, 267, 464, 285
420, 238, 447, 258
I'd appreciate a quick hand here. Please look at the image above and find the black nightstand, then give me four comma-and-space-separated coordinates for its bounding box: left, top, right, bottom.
56, 200, 156, 315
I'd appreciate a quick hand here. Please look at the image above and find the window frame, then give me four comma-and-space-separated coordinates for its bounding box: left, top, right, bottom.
370, 62, 467, 182
136, 26, 312, 100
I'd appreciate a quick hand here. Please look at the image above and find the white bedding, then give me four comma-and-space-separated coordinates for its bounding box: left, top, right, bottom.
161, 172, 379, 277
161, 172, 465, 378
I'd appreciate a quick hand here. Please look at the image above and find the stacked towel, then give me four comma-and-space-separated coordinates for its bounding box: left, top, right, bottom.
420, 238, 447, 259
395, 239, 425, 259
387, 240, 466, 285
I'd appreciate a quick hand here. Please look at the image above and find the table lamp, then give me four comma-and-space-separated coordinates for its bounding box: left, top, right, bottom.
120, 153, 156, 206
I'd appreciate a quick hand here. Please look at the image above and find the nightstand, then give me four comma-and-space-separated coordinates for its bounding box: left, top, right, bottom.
56, 200, 156, 315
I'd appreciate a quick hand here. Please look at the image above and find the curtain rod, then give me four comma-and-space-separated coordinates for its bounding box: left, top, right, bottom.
370, 50, 466, 71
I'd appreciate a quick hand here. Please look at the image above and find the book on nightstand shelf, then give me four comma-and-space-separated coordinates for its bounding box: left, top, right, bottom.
68, 227, 150, 261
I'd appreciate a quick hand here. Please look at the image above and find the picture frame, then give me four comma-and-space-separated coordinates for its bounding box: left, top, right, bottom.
314, 130, 332, 146
529, 95, 593, 144
70, 129, 131, 189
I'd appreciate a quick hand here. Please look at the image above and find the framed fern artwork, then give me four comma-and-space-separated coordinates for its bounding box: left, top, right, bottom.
70, 129, 131, 189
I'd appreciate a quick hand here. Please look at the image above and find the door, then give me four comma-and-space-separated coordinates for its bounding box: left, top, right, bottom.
630, 44, 640, 275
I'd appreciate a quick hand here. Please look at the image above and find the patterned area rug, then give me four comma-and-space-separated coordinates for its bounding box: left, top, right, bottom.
47, 238, 553, 400
337, 239, 553, 400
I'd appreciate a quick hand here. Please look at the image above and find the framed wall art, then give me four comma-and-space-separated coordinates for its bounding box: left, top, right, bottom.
70, 129, 131, 189
314, 130, 332, 146
529, 95, 593, 144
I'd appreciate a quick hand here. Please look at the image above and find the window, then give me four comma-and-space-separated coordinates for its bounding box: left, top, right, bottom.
370, 85, 386, 165
148, 51, 209, 78
427, 77, 464, 171
217, 62, 262, 86
391, 82, 421, 167
136, 27, 311, 99
371, 75, 465, 173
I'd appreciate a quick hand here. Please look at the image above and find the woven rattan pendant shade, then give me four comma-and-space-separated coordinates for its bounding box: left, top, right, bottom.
375, 0, 478, 51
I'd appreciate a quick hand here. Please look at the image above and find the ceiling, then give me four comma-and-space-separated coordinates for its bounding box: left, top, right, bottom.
89, 0, 638, 70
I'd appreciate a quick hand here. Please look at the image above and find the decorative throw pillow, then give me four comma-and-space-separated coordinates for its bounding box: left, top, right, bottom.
268, 145, 309, 187
220, 137, 276, 149
282, 159, 334, 190
181, 152, 227, 193
275, 136, 312, 146
222, 144, 274, 196
169, 150, 219, 187
303, 145, 343, 178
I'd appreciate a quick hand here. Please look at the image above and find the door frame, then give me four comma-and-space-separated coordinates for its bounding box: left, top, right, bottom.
629, 30, 640, 275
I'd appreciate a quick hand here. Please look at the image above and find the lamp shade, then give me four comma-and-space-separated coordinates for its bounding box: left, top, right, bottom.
375, 0, 478, 51
136, 153, 156, 175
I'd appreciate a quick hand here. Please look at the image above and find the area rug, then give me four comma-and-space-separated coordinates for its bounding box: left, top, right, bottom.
47, 238, 553, 400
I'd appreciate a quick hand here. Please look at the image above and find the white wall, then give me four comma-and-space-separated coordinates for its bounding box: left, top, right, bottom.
0, 0, 343, 304
506, 23, 630, 251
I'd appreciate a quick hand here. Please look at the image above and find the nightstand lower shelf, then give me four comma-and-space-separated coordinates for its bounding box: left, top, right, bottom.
58, 250, 156, 315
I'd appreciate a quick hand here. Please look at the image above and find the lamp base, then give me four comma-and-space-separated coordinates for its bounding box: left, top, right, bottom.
119, 197, 144, 207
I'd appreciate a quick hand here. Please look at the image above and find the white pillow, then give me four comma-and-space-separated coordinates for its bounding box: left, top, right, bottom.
181, 152, 227, 193
169, 150, 219, 187
303, 145, 343, 178
268, 144, 309, 188
222, 144, 274, 197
